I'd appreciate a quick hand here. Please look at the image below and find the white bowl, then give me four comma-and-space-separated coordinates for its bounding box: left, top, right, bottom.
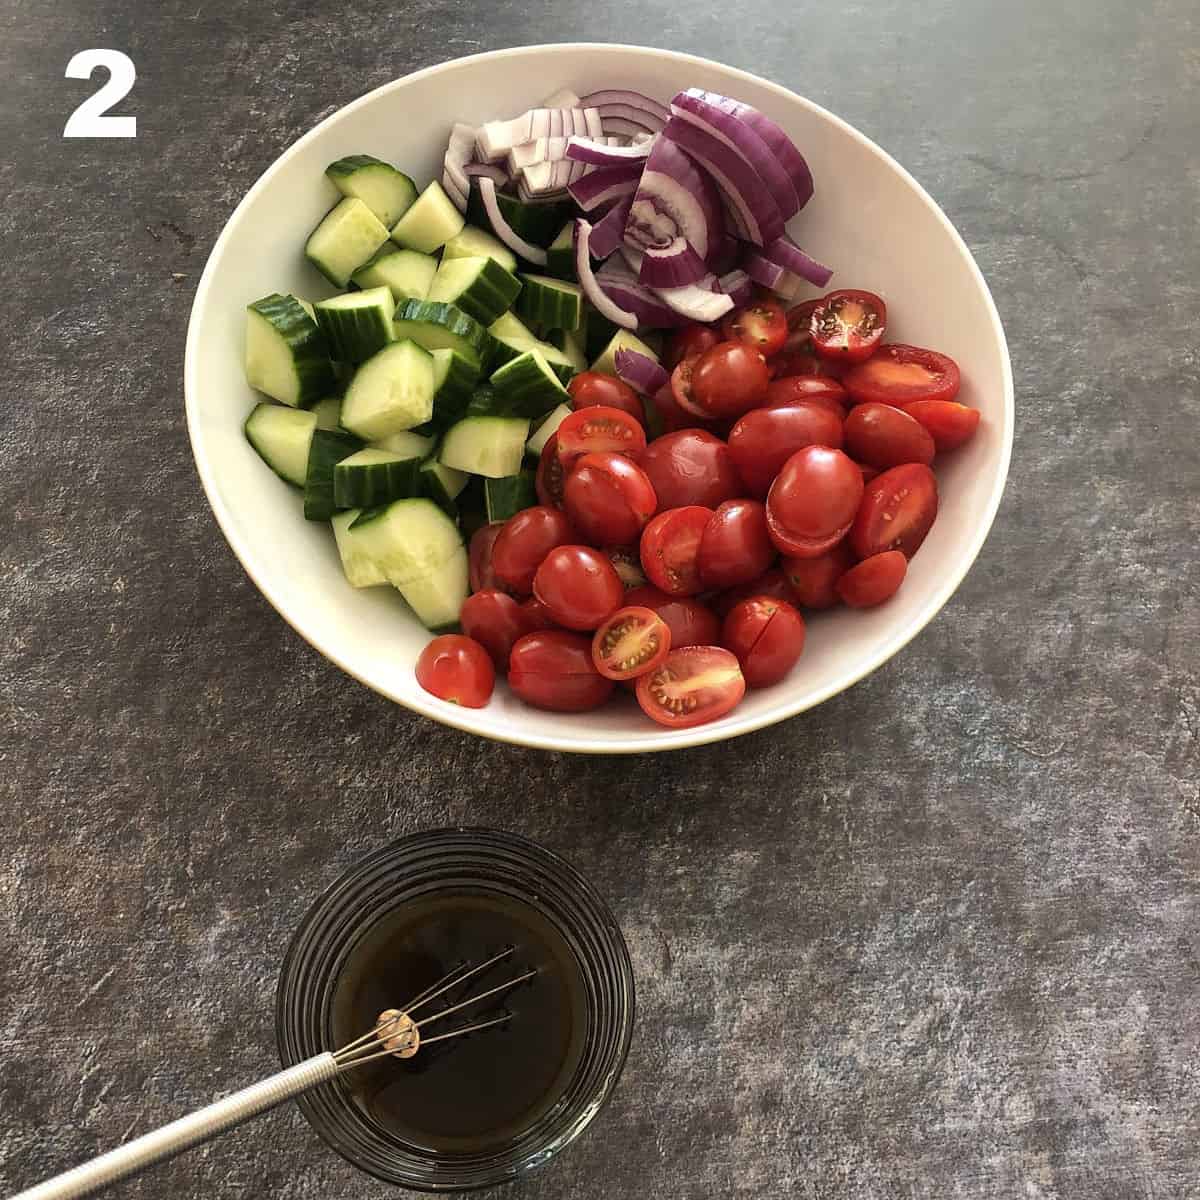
185, 43, 1013, 755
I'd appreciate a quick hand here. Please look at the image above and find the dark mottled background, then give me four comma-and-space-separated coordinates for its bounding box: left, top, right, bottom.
2, 0, 1198, 1197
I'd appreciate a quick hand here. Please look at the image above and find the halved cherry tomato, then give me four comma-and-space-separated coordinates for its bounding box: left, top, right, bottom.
763, 375, 849, 411
711, 568, 797, 618
810, 289, 886, 363
836, 550, 908, 607
652, 379, 717, 434
670, 355, 711, 419
722, 299, 788, 357
519, 596, 556, 630
625, 586, 721, 648
844, 402, 935, 469
637, 429, 743, 510
640, 506, 713, 596
782, 543, 856, 609
728, 403, 846, 498
533, 545, 624, 631
690, 342, 771, 419
415, 634, 495, 708
536, 433, 565, 507
604, 545, 648, 590
492, 505, 575, 594
664, 324, 721, 371
635, 645, 746, 728
850, 463, 939, 559
460, 589, 529, 670
857, 462, 880, 484
468, 523, 508, 593
697, 499, 776, 590
508, 630, 614, 712
721, 596, 807, 688
591, 605, 671, 680
766, 446, 864, 558
556, 405, 647, 472
842, 343, 961, 406
783, 298, 823, 351
900, 400, 980, 452
563, 451, 657, 546
568, 371, 645, 424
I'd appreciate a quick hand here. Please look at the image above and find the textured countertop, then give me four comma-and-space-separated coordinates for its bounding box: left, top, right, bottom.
2, 1, 1198, 1197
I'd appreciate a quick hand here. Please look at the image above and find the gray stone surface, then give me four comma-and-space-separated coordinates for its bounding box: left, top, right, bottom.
2, 0, 1198, 1196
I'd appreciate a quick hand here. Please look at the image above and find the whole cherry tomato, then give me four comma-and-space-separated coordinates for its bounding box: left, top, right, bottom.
563, 451, 657, 546
727, 403, 846, 498
519, 595, 557, 630
721, 299, 788, 357
624, 585, 721, 648
690, 342, 771, 419
763, 375, 849, 410
568, 371, 645, 423
711, 568, 797, 618
460, 589, 528, 669
415, 634, 495, 707
782, 543, 856, 609
844, 402, 936, 469
468, 523, 508, 593
508, 630, 614, 711
836, 550, 908, 607
637, 429, 743, 509
697, 499, 776, 590
664, 324, 721, 371
640, 506, 713, 596
721, 596, 807, 688
533, 545, 624, 631
492, 506, 575, 594
765, 446, 864, 557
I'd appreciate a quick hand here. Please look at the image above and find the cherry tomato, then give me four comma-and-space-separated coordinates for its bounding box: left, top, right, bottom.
690, 342, 771, 419
763, 375, 849, 411
591, 605, 671, 680
850, 463, 939, 559
536, 433, 565, 507
459, 589, 528, 670
900, 400, 981, 452
664, 324, 721, 371
625, 585, 721, 648
844, 402, 936, 469
415, 634, 495, 708
652, 379, 716, 434
533, 544, 624, 631
635, 646, 746, 728
782, 543, 856, 609
836, 550, 908, 607
810, 289, 886, 363
568, 371, 645, 424
842, 343, 961, 406
637, 429, 743, 510
670, 355, 711, 419
765, 446, 864, 558
468, 523, 508, 593
640, 506, 713, 596
492, 505, 575, 594
783, 298, 823, 351
563, 451, 657, 546
519, 595, 556, 630
605, 544, 647, 590
722, 299, 788, 357
711, 568, 798, 618
556, 405, 647, 472
857, 462, 880, 484
727, 403, 846, 499
508, 630, 614, 712
721, 596, 806, 688
697, 500, 775, 590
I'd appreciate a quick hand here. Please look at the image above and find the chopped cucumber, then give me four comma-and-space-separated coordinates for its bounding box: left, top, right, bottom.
394, 299, 492, 368
547, 326, 588, 374
347, 497, 463, 585
591, 329, 660, 377
303, 429, 363, 521
466, 187, 572, 249
397, 547, 469, 630
311, 395, 343, 431
314, 287, 396, 363
296, 298, 317, 322
584, 307, 621, 362
351, 247, 436, 303
419, 453, 469, 516
244, 294, 334, 408
340, 339, 435, 440
442, 225, 518, 273
244, 403, 317, 486
516, 274, 582, 332
325, 155, 417, 228
525, 403, 572, 458
431, 348, 480, 427
331, 509, 390, 588
440, 415, 530, 478
333, 447, 423, 509
490, 349, 570, 419
487, 310, 541, 370
306, 198, 391, 287
427, 255, 522, 326
372, 431, 435, 458
484, 471, 536, 522
390, 180, 465, 253
545, 223, 576, 280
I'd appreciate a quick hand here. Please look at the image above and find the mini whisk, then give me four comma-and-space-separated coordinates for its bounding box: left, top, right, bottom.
9, 949, 535, 1200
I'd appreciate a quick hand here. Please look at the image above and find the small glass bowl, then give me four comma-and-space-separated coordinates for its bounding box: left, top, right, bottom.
275, 828, 635, 1191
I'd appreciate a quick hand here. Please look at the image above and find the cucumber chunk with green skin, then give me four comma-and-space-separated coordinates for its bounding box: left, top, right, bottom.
333, 447, 423, 509
303, 429, 364, 520
325, 155, 418, 228
442, 225, 518, 273
591, 329, 660, 377
311, 395, 343, 431
465, 384, 505, 418
346, 497, 463, 585
371, 430, 435, 458
397, 546, 469, 630
244, 294, 334, 407
331, 508, 390, 587
306, 198, 391, 287
484, 471, 537, 522
351, 247, 437, 303
490, 349, 571, 419
430, 348, 480, 427
314, 287, 396, 363
340, 339, 435, 440
545, 223, 576, 281
525, 402, 572, 458
390, 180, 465, 253
547, 327, 588, 375
516, 274, 582, 332
420, 453, 469, 516
427, 255, 522, 327
440, 416, 530, 478
244, 403, 318, 486
394, 300, 492, 367
584, 306, 621, 362
466, 186, 572, 249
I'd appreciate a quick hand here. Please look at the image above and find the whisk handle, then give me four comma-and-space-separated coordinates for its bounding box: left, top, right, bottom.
8, 1053, 339, 1200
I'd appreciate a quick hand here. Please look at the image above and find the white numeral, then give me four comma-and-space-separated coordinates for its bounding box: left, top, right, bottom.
64, 49, 136, 138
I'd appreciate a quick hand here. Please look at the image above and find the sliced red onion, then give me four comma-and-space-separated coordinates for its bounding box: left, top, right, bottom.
652, 278, 733, 322
580, 89, 670, 127
625, 137, 721, 262
615, 348, 669, 395
662, 116, 784, 245
568, 162, 643, 211
542, 87, 580, 109
548, 109, 564, 138
443, 122, 476, 194
588, 196, 634, 260
618, 244, 643, 274
603, 116, 660, 139
565, 136, 654, 167
477, 108, 588, 160
743, 249, 785, 290
720, 97, 814, 209
761, 236, 833, 287
718, 269, 754, 305
669, 90, 799, 221
594, 273, 694, 328
575, 219, 637, 329
463, 162, 508, 185
478, 176, 548, 265
442, 171, 468, 213
584, 108, 605, 140
638, 238, 709, 288
707, 232, 740, 273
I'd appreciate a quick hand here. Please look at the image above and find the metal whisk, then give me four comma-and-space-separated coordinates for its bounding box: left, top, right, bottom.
10, 948, 535, 1200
